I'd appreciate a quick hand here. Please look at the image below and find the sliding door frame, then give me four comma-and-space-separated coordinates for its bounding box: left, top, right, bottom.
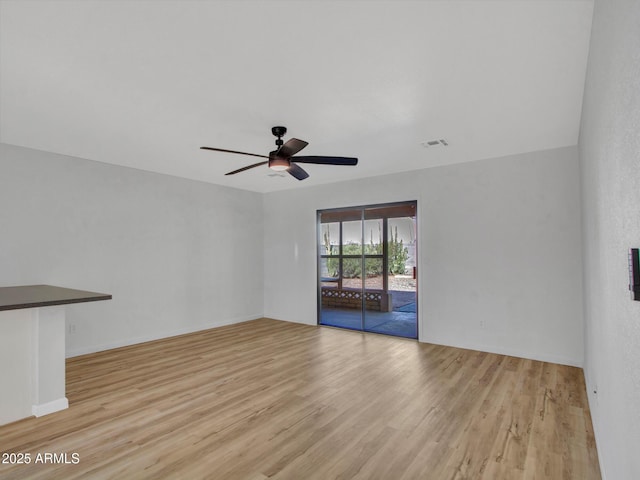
316, 200, 418, 338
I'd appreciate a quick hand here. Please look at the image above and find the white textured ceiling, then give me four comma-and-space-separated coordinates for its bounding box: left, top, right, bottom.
0, 0, 594, 193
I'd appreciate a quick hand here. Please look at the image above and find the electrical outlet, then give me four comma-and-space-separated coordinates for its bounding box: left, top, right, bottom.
480, 320, 485, 329
68, 324, 76, 334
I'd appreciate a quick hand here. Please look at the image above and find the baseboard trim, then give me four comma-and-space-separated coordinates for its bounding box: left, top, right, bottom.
65, 314, 263, 358
32, 397, 69, 417
583, 369, 607, 480
419, 337, 583, 367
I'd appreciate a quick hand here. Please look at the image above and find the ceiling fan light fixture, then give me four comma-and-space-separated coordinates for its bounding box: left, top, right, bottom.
269, 152, 290, 171
270, 163, 289, 171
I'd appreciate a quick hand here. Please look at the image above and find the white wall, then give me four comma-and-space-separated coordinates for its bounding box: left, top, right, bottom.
264, 146, 584, 366
578, 0, 640, 478
0, 143, 264, 356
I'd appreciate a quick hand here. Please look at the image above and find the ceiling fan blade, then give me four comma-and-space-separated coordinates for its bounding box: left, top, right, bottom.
287, 163, 309, 181
291, 156, 358, 166
200, 146, 269, 159
278, 138, 308, 158
225, 161, 269, 175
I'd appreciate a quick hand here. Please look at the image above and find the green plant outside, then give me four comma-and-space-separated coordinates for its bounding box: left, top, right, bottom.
323, 225, 408, 279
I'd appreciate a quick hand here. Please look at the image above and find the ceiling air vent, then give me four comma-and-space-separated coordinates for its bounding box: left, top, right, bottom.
421, 139, 449, 148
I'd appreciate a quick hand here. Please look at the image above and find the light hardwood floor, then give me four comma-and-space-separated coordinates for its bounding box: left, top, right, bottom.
0, 318, 600, 479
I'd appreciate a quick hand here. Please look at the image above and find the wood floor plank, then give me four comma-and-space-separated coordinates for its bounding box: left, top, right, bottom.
0, 318, 601, 479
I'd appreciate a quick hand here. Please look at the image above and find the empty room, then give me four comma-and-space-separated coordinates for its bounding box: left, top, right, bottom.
1, 0, 638, 479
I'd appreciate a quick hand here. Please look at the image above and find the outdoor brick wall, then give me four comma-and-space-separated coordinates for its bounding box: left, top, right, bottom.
321, 288, 389, 311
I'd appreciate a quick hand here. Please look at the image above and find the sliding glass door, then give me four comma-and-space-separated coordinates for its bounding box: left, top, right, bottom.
317, 201, 417, 339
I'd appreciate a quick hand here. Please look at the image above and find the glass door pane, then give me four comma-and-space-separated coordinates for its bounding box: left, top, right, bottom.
319, 222, 340, 288
382, 215, 417, 338
341, 220, 363, 253
318, 215, 363, 331
363, 214, 387, 335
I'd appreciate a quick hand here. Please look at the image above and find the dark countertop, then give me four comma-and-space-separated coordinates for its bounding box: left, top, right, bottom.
0, 285, 112, 311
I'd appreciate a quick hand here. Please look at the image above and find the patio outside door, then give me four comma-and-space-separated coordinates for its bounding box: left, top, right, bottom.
317, 201, 417, 339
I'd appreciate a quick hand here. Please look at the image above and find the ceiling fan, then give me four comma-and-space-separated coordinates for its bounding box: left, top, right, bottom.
200, 126, 358, 180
